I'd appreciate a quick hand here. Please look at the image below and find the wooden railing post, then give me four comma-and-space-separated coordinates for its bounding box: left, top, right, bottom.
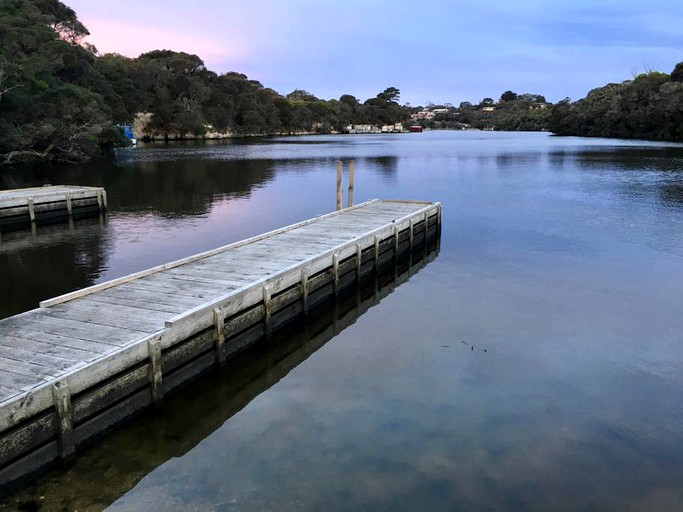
348, 160, 355, 207
336, 160, 343, 211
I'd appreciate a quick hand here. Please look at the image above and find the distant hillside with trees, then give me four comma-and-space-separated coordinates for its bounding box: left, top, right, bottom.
0, 0, 410, 164
410, 92, 551, 131
1, 0, 681, 165
549, 64, 683, 142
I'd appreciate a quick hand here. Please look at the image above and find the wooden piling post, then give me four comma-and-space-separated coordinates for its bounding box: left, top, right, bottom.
65, 193, 73, 217
373, 235, 380, 268
263, 285, 272, 337
101, 189, 108, 210
355, 243, 362, 281
301, 267, 309, 313
52, 381, 74, 461
213, 307, 226, 366
423, 212, 429, 258
336, 160, 343, 211
147, 337, 164, 405
409, 218, 414, 247
394, 224, 399, 281
333, 253, 340, 293
27, 197, 35, 223
348, 160, 355, 208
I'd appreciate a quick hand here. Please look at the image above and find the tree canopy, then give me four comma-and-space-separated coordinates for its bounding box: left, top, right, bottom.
548, 64, 683, 141
0, 0, 411, 164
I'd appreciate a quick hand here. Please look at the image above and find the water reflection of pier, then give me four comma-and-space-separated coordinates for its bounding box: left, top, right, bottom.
0, 216, 111, 320
1, 236, 439, 511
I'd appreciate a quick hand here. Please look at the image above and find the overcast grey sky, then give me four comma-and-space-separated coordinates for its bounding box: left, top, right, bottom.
67, 0, 683, 105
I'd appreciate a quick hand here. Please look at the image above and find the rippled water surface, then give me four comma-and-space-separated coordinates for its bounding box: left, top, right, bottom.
1, 132, 683, 511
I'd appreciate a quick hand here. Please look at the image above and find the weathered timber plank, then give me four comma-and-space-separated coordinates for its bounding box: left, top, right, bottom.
39, 199, 383, 308
0, 326, 118, 354
119, 279, 223, 300
46, 300, 165, 332
0, 360, 48, 391
81, 294, 188, 315
7, 315, 146, 346
0, 356, 67, 380
0, 335, 99, 361
95, 286, 201, 310
0, 344, 82, 370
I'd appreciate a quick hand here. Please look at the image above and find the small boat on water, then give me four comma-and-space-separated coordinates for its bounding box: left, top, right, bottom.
409, 125, 424, 133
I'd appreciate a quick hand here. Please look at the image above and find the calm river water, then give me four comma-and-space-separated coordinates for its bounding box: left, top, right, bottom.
1, 131, 683, 511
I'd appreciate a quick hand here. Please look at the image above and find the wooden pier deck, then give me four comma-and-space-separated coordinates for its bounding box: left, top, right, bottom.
0, 198, 441, 491
0, 185, 107, 232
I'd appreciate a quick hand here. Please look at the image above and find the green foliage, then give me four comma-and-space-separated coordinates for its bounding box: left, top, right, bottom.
0, 0, 109, 163
420, 93, 552, 131
548, 64, 683, 141
500, 90, 517, 102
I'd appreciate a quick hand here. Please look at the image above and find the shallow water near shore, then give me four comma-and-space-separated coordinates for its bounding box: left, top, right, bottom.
1, 131, 683, 510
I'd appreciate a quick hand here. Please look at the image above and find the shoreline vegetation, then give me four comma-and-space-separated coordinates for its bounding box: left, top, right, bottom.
1, 1, 682, 166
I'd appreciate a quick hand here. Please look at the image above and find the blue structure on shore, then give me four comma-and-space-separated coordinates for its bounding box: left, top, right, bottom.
116, 124, 137, 145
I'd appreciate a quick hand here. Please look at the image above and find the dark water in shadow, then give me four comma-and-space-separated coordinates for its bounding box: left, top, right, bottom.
1, 131, 683, 510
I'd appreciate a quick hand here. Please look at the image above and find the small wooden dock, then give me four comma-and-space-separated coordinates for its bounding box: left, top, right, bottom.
0, 185, 107, 232
0, 198, 441, 491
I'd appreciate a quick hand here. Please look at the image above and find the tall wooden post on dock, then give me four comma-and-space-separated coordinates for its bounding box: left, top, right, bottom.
336, 160, 343, 210
348, 159, 355, 207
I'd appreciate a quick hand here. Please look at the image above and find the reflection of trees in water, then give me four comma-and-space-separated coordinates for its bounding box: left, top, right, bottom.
0, 218, 111, 319
107, 159, 277, 215
548, 148, 683, 172
548, 148, 683, 209
659, 184, 683, 205
1, 158, 277, 217
360, 156, 398, 180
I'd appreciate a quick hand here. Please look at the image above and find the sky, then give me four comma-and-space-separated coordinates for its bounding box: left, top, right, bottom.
66, 0, 683, 106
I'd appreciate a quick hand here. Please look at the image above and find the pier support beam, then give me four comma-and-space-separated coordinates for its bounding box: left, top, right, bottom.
147, 337, 164, 405
27, 198, 35, 223
52, 381, 74, 461
214, 307, 226, 366
263, 285, 272, 337
301, 268, 309, 314
333, 253, 340, 293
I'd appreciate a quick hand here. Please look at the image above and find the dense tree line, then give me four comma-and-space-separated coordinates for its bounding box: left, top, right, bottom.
2, 0, 681, 165
549, 63, 683, 141
0, 0, 410, 164
411, 92, 552, 131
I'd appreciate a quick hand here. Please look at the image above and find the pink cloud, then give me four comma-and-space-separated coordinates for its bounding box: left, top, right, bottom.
82, 18, 250, 69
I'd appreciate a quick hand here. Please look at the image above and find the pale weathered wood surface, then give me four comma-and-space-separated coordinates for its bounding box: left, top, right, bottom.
0, 185, 105, 210
0, 199, 440, 432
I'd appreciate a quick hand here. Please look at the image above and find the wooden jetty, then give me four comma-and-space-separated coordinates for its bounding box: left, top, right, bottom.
0, 198, 441, 491
1, 239, 440, 508
0, 185, 107, 232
